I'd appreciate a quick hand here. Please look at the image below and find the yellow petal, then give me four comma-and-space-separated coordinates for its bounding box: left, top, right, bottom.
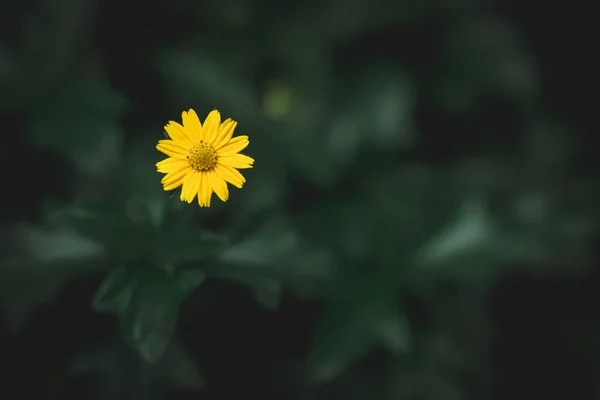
165, 122, 195, 147
181, 170, 200, 203
157, 140, 189, 159
214, 164, 246, 189
181, 109, 202, 142
156, 158, 189, 173
163, 180, 184, 191
161, 166, 192, 186
180, 172, 192, 202
209, 172, 229, 202
198, 172, 213, 207
218, 154, 254, 169
217, 135, 249, 157
202, 110, 221, 144
213, 119, 237, 149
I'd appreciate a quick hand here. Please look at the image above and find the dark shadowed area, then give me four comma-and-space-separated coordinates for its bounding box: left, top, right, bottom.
0, 0, 597, 399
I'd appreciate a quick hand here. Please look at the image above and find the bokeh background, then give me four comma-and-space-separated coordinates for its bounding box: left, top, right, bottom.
1, 0, 598, 399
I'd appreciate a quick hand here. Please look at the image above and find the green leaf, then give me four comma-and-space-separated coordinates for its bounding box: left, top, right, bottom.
358, 65, 416, 150
273, 111, 339, 185
175, 268, 206, 297
436, 17, 538, 111
120, 138, 171, 229
309, 271, 411, 382
216, 223, 333, 296
63, 206, 160, 260
122, 267, 184, 363
93, 266, 188, 363
28, 65, 127, 176
326, 110, 365, 167
63, 202, 224, 267
159, 229, 225, 265
92, 266, 140, 314
407, 198, 507, 292
8, 0, 97, 108
414, 198, 495, 268
154, 339, 204, 391
158, 51, 257, 122
1, 225, 106, 299
0, 223, 107, 332
70, 338, 203, 396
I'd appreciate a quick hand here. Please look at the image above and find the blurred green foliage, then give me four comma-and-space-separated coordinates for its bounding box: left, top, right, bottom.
1, 0, 598, 398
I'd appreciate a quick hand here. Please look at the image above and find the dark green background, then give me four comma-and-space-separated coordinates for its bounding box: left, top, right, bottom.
0, 0, 598, 399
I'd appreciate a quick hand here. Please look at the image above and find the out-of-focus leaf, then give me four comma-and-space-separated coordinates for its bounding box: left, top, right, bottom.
7, 0, 96, 108
326, 111, 365, 167
217, 223, 333, 293
0, 223, 107, 333
158, 229, 225, 265
121, 137, 173, 229
188, 0, 253, 30
307, 165, 443, 265
269, 19, 332, 90
228, 163, 288, 228
497, 185, 598, 273
309, 271, 411, 382
298, 196, 374, 260
28, 63, 127, 177
154, 339, 204, 391
93, 266, 191, 363
71, 338, 203, 394
263, 80, 295, 120
415, 198, 495, 269
79, 130, 179, 230
62, 206, 160, 261
0, 223, 106, 304
219, 227, 297, 265
360, 65, 416, 150
92, 266, 140, 315
60, 201, 224, 266
261, 76, 336, 185
321, 0, 492, 44
158, 51, 257, 122
7, 223, 106, 266
436, 17, 538, 111
320, 0, 426, 42
175, 268, 206, 297
326, 66, 415, 169
266, 91, 337, 185
123, 267, 183, 363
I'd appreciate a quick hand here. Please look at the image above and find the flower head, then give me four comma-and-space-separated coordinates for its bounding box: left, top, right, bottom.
156, 109, 254, 207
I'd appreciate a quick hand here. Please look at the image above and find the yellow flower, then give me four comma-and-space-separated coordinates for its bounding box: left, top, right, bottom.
156, 109, 254, 207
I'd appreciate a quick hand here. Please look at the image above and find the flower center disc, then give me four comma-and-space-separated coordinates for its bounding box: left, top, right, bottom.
189, 142, 218, 171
